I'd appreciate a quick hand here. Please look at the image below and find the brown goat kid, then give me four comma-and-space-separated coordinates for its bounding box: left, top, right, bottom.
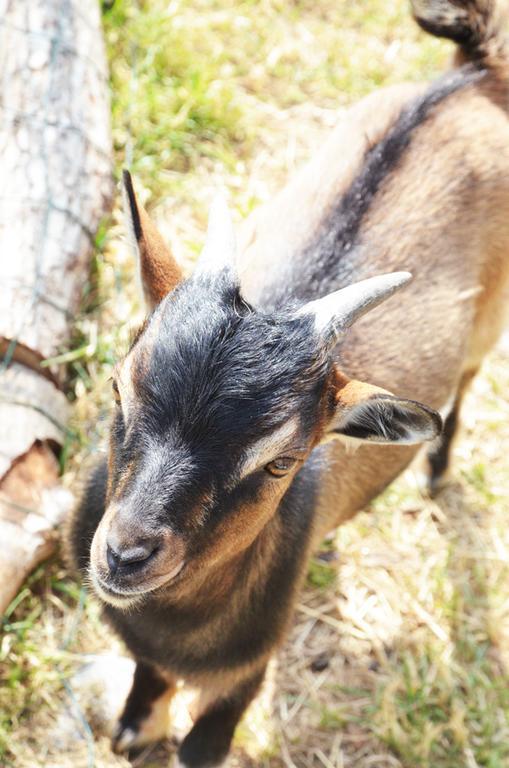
67, 1, 509, 765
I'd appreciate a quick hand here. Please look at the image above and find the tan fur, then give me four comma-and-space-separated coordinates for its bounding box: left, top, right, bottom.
151, 516, 294, 701
137, 679, 175, 741
114, 309, 164, 416
137, 205, 183, 305
236, 54, 509, 545
114, 678, 176, 752
238, 84, 423, 291
122, 171, 183, 308
332, 369, 391, 409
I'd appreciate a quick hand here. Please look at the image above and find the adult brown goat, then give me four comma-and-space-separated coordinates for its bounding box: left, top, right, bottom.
67, 1, 509, 765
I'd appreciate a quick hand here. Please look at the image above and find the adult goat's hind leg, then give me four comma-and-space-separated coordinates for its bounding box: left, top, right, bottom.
426, 368, 478, 496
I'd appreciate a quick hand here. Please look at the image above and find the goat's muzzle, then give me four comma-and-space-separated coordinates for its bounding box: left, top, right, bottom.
89, 506, 185, 608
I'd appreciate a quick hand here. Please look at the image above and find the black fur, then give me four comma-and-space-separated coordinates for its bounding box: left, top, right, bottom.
72, 453, 319, 675
71, 459, 109, 571
136, 274, 327, 464
105, 272, 329, 542
416, 16, 480, 48
122, 169, 142, 241
336, 395, 443, 443
178, 670, 264, 768
411, 0, 498, 61
427, 399, 459, 493
69, 446, 319, 766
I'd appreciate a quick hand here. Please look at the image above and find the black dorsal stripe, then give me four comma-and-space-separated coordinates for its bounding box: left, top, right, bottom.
301, 65, 485, 287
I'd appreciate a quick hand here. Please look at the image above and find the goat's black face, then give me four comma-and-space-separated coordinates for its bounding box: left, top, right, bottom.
89, 271, 331, 607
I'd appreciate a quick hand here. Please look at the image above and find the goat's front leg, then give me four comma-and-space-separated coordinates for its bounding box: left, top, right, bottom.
175, 667, 266, 768
112, 660, 176, 753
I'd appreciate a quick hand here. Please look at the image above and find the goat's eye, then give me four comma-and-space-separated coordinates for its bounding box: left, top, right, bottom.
112, 379, 121, 405
265, 457, 296, 477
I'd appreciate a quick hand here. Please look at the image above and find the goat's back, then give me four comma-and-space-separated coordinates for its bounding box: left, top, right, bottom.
239, 49, 509, 538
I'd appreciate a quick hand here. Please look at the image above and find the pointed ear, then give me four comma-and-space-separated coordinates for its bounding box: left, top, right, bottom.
327, 368, 442, 445
121, 170, 183, 310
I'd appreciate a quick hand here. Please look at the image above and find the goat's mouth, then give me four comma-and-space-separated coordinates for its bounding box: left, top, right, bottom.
90, 560, 185, 608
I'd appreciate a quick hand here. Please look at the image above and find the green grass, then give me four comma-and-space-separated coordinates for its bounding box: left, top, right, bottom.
2, 1, 509, 767
307, 558, 338, 590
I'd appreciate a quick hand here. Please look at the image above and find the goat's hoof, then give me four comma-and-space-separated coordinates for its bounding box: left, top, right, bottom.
412, 462, 451, 499
428, 475, 449, 498
112, 725, 139, 754
111, 701, 171, 753
421, 469, 451, 498
111, 721, 168, 753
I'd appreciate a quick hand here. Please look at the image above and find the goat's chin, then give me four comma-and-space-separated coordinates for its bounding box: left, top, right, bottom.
93, 580, 143, 610
89, 561, 185, 610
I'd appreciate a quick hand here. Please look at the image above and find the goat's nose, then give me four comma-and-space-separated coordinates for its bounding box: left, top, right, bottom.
106, 538, 158, 576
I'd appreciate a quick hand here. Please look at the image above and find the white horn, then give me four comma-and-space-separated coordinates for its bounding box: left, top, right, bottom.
195, 194, 236, 275
298, 271, 413, 344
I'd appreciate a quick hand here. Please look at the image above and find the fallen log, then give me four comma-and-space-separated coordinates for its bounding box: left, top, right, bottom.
0, 0, 113, 613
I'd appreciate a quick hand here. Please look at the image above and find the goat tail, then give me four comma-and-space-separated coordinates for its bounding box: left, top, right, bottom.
411, 0, 508, 67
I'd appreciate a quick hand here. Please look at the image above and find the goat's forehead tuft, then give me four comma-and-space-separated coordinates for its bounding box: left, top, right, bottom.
125, 280, 329, 454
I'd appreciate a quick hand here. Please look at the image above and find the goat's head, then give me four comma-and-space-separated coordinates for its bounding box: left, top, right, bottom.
90, 172, 442, 608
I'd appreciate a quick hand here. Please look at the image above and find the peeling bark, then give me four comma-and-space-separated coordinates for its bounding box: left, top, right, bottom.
0, 442, 73, 611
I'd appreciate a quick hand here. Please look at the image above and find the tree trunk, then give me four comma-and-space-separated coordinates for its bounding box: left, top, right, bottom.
0, 0, 113, 613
